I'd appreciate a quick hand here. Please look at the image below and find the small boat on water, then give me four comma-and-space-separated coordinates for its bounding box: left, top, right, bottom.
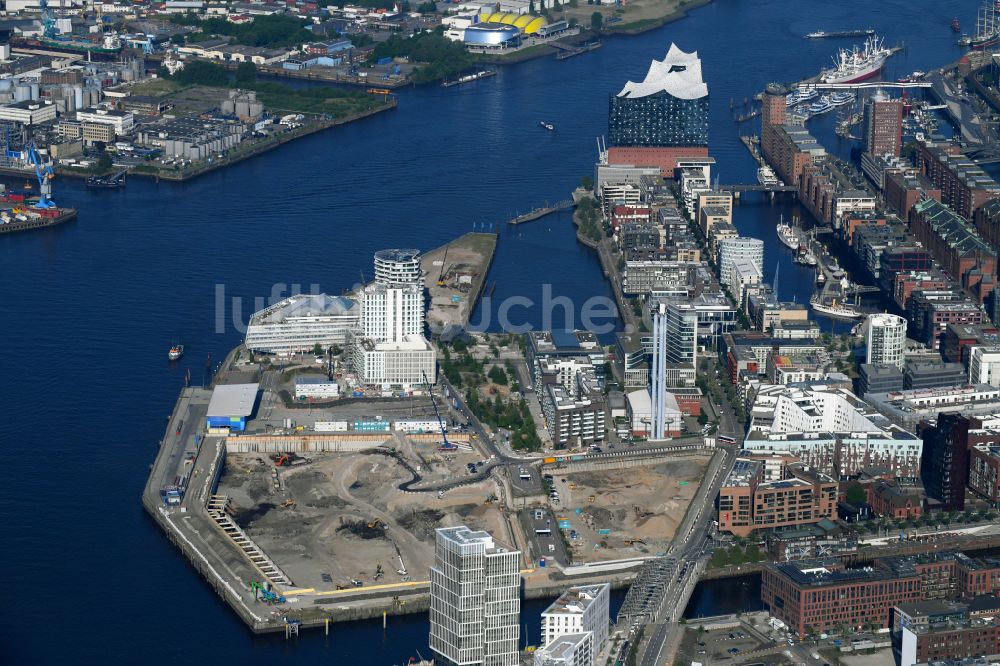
168, 344, 184, 361
952, 17, 961, 32
540, 121, 555, 131
87, 171, 126, 190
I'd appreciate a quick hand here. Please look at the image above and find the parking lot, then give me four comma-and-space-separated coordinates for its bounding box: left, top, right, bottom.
676, 624, 777, 665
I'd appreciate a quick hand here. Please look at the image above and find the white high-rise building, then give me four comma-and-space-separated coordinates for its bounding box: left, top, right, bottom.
540, 583, 610, 655
717, 237, 764, 288
429, 526, 521, 666
351, 248, 436, 389
969, 346, 1000, 387
663, 300, 698, 368
360, 283, 425, 341
864, 313, 907, 369
373, 248, 422, 286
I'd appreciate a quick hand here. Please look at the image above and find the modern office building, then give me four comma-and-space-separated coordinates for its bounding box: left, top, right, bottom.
921, 413, 997, 511
429, 526, 521, 666
717, 237, 764, 288
662, 300, 698, 367
859, 363, 904, 396
606, 43, 709, 175
540, 583, 610, 654
244, 293, 359, 355
863, 313, 907, 369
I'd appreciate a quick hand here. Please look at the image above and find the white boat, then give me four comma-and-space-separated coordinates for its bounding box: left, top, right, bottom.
757, 165, 780, 186
540, 121, 555, 131
786, 89, 819, 106
168, 344, 184, 361
829, 91, 855, 106
810, 295, 863, 319
809, 97, 834, 114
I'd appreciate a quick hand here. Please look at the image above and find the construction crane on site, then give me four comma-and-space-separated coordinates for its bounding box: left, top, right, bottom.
26, 141, 55, 208
436, 244, 449, 287
423, 370, 457, 451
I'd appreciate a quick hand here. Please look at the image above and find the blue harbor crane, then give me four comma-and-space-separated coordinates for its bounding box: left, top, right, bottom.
38, 0, 57, 39
423, 370, 457, 451
26, 142, 55, 208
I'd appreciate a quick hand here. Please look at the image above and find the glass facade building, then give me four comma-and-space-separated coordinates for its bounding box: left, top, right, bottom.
608, 91, 709, 147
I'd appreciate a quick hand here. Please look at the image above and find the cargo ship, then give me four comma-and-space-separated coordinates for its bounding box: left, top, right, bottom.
959, 2, 1000, 48
15, 32, 122, 57
820, 35, 891, 85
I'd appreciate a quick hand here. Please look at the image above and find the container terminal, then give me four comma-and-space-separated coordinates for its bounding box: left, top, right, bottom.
0, 142, 76, 235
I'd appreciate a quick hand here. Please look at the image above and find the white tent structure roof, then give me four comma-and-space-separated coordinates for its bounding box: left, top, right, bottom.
617, 43, 709, 100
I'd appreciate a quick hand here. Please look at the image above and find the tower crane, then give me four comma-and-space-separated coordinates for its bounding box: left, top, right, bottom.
423, 370, 457, 452
26, 141, 55, 208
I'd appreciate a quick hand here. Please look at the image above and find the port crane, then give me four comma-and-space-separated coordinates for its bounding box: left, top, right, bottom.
249, 581, 285, 604
26, 141, 55, 208
423, 370, 458, 451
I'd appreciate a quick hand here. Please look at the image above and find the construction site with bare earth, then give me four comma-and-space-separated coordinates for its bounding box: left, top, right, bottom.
143, 352, 715, 634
